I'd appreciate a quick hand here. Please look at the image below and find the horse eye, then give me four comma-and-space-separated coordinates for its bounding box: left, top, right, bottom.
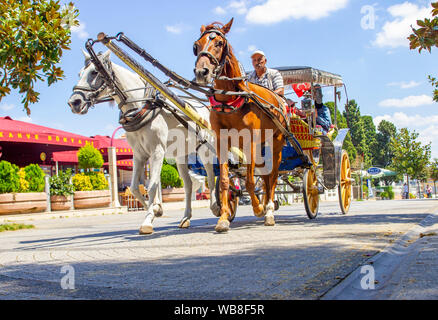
216, 41, 223, 47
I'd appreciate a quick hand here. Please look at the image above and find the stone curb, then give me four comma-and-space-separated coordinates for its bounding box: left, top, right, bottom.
321, 209, 438, 300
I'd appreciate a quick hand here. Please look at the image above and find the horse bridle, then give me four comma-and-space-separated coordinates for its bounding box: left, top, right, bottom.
194, 28, 230, 79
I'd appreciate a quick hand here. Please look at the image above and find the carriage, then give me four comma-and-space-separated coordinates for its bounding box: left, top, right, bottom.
189, 66, 353, 221
79, 31, 353, 232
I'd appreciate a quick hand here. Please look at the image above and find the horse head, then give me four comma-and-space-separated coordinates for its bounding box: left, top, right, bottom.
68, 49, 113, 114
193, 18, 234, 85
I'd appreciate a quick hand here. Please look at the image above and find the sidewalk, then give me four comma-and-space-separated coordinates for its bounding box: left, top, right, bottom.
322, 209, 438, 300
0, 200, 210, 224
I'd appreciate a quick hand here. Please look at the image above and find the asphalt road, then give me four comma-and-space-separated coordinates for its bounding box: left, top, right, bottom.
0, 200, 437, 300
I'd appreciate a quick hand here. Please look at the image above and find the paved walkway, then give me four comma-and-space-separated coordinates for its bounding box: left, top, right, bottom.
0, 200, 437, 300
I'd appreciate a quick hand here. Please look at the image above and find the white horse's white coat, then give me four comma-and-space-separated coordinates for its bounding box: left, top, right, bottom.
68, 50, 219, 234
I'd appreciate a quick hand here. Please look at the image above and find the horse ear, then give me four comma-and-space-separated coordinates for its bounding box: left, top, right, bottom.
101, 50, 111, 62
200, 25, 206, 34
222, 18, 234, 34
82, 49, 91, 61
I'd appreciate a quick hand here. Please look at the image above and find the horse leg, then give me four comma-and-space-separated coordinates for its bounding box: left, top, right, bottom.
176, 156, 192, 229
199, 148, 220, 217
130, 157, 148, 210
264, 137, 283, 227
215, 137, 231, 232
139, 146, 165, 235
246, 142, 264, 217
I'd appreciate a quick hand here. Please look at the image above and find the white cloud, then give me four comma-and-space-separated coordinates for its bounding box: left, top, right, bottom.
373, 2, 431, 48
71, 20, 89, 39
387, 81, 422, 89
0, 103, 15, 112
378, 95, 434, 107
214, 1, 249, 16
213, 6, 227, 15
374, 112, 438, 157
245, 0, 349, 24
165, 23, 191, 35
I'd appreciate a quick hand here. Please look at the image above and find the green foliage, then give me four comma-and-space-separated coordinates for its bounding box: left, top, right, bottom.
161, 163, 183, 189
77, 144, 104, 171
0, 0, 79, 115
0, 160, 20, 193
17, 168, 29, 192
49, 169, 74, 196
431, 158, 438, 182
72, 173, 93, 191
372, 120, 397, 168
380, 191, 388, 199
408, 2, 438, 102
382, 186, 395, 200
0, 223, 34, 232
390, 128, 431, 182
326, 101, 357, 161
24, 164, 45, 192
85, 172, 108, 190
344, 100, 367, 161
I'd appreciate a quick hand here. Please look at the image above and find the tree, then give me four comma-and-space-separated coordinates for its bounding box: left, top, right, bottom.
372, 120, 397, 168
326, 101, 357, 161
77, 144, 104, 171
430, 158, 438, 197
390, 128, 431, 196
408, 2, 438, 102
361, 115, 377, 166
0, 0, 79, 115
344, 100, 368, 165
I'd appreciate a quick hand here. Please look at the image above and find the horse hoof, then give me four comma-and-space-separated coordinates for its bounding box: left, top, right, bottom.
253, 204, 265, 218
211, 202, 221, 217
139, 225, 154, 235
153, 204, 163, 217
215, 220, 230, 233
264, 215, 275, 226
179, 219, 190, 229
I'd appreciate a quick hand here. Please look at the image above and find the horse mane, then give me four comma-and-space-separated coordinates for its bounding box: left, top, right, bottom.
205, 22, 224, 31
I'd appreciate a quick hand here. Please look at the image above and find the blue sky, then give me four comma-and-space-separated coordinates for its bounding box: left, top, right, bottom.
1, 0, 437, 158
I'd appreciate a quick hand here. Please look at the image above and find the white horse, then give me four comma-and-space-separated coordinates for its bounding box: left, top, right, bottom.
68, 50, 219, 234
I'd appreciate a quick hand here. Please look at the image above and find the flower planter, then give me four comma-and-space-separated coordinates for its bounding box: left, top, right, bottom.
162, 187, 185, 202
0, 192, 47, 215
73, 190, 111, 209
50, 195, 72, 211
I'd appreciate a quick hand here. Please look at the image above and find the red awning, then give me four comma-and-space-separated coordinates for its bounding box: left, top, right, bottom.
92, 135, 133, 157
0, 116, 95, 148
52, 150, 78, 163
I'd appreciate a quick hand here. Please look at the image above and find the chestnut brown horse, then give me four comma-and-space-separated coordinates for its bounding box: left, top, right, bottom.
194, 19, 289, 233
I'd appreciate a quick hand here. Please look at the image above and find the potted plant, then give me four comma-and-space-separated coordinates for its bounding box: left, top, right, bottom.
49, 169, 74, 211
0, 161, 47, 215
72, 145, 110, 209
161, 160, 185, 202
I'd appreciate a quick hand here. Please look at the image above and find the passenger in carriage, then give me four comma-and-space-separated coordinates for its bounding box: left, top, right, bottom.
313, 84, 333, 134
248, 50, 284, 96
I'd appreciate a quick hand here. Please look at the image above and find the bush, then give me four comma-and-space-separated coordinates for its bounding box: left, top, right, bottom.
86, 172, 108, 190
72, 173, 93, 191
77, 144, 104, 171
17, 168, 29, 192
161, 164, 183, 189
50, 169, 74, 197
0, 161, 20, 193
72, 172, 108, 191
380, 191, 388, 199
24, 164, 45, 192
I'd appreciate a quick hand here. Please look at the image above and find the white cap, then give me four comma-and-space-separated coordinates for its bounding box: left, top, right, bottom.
251, 50, 265, 58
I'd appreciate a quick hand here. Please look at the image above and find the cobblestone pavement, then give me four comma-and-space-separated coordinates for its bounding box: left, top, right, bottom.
0, 200, 437, 300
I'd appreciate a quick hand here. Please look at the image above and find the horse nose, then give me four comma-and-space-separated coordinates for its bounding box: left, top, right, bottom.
194, 67, 209, 78
68, 98, 82, 108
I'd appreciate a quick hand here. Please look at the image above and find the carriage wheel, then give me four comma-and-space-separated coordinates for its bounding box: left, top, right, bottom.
303, 167, 319, 219
215, 177, 239, 222
338, 150, 352, 215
